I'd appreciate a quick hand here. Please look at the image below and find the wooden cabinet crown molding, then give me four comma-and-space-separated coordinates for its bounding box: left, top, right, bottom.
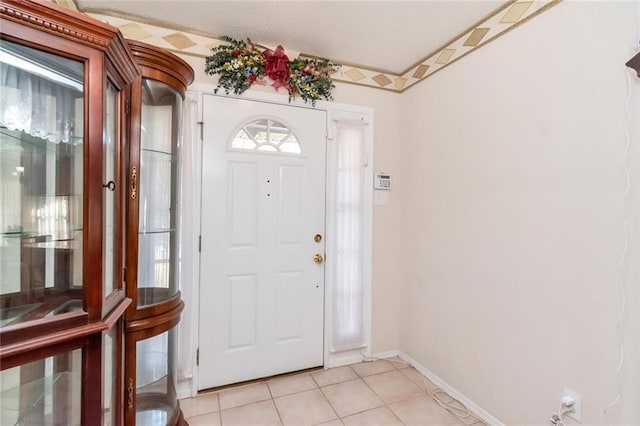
127, 39, 194, 93
1, 0, 139, 81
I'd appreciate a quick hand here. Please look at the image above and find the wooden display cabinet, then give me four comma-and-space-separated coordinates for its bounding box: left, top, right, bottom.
0, 0, 137, 424
124, 40, 194, 426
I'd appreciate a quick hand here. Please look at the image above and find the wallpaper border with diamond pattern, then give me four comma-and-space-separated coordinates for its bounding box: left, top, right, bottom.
57, 0, 560, 93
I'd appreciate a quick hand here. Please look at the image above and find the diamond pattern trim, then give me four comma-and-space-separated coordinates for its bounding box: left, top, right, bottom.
435, 49, 456, 65
394, 78, 408, 90
500, 2, 533, 24
373, 74, 392, 87
412, 65, 430, 79
344, 68, 367, 82
463, 28, 490, 47
119, 23, 153, 40
163, 32, 197, 50
78, 0, 559, 93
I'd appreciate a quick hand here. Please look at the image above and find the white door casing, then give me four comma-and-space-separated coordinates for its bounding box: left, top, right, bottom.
198, 95, 327, 389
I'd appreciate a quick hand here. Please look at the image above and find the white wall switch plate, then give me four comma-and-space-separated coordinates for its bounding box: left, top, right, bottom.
374, 190, 388, 205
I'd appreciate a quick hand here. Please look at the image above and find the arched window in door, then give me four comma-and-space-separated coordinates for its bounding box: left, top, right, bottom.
230, 118, 302, 154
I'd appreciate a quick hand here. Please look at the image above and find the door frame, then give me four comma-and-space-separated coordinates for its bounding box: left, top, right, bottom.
181, 84, 374, 398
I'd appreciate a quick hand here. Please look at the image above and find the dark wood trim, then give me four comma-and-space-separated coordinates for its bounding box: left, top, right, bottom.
127, 40, 194, 94
126, 301, 184, 335
112, 315, 125, 426
0, 311, 88, 347
85, 50, 107, 322
130, 291, 184, 322
125, 76, 142, 319
107, 33, 140, 85
1, 298, 130, 360
124, 327, 137, 425
105, 297, 133, 328
83, 332, 104, 424
0, 336, 87, 371
2, 0, 124, 53
104, 288, 127, 319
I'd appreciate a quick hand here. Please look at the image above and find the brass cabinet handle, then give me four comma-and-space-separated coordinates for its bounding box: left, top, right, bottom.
130, 166, 137, 199
127, 377, 134, 411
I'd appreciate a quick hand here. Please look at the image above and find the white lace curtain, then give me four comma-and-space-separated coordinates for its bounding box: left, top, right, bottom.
331, 119, 367, 352
1, 63, 82, 144
177, 90, 198, 383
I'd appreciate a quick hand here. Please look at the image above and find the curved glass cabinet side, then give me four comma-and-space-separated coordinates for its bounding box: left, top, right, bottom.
137, 79, 183, 308
135, 327, 178, 424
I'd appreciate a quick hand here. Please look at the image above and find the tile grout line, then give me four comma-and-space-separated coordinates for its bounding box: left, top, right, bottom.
265, 380, 285, 426
318, 364, 400, 422
311, 371, 342, 424
356, 361, 409, 425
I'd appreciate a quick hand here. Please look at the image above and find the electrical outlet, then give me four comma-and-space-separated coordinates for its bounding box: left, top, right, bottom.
562, 388, 582, 423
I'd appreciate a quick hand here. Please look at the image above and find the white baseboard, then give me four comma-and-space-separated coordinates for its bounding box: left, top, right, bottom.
177, 379, 194, 400
397, 351, 504, 426
326, 349, 364, 368
371, 350, 399, 359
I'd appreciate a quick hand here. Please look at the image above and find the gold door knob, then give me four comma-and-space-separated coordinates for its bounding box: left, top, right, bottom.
313, 254, 324, 264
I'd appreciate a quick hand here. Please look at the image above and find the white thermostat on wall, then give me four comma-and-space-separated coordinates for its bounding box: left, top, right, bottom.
374, 173, 392, 190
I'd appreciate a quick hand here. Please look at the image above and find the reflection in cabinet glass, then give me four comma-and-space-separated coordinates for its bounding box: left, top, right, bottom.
0, 38, 84, 327
104, 82, 118, 298
0, 348, 82, 425
135, 329, 178, 425
137, 80, 182, 307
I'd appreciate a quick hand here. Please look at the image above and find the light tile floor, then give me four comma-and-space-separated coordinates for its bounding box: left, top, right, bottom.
180, 358, 486, 426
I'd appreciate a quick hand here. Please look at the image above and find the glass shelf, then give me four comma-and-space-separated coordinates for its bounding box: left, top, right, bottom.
138, 229, 176, 235
141, 147, 176, 157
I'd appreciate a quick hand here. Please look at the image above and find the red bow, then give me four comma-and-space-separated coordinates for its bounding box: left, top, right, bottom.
263, 45, 290, 90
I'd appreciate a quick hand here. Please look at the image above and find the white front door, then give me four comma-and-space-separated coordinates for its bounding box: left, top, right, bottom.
198, 95, 327, 390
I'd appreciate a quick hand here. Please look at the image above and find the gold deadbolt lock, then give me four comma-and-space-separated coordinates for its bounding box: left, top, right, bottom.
313, 254, 324, 264
314, 234, 322, 243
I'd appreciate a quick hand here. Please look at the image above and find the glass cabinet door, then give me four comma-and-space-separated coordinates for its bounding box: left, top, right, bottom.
104, 81, 118, 298
137, 79, 182, 307
0, 348, 83, 425
0, 39, 84, 327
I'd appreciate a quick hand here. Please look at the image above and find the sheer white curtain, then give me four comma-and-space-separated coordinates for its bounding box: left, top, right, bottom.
331, 119, 367, 352
177, 90, 198, 382
1, 63, 82, 145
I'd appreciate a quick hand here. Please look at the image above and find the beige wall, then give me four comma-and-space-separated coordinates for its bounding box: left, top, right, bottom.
399, 1, 640, 424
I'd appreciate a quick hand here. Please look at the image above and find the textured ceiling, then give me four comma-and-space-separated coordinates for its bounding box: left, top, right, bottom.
74, 0, 508, 74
